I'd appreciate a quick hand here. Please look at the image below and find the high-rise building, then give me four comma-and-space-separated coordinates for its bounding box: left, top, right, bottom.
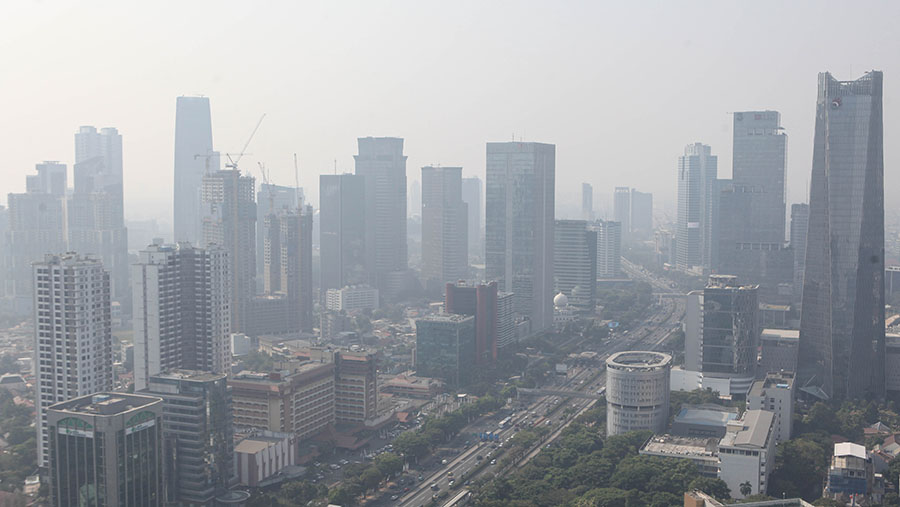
582, 183, 593, 221
462, 177, 483, 258
354, 137, 407, 292
202, 169, 256, 332
34, 254, 113, 468
144, 371, 235, 506
0, 205, 8, 298
69, 126, 129, 302
554, 220, 597, 309
48, 393, 164, 507
319, 174, 367, 292
257, 183, 301, 287
606, 351, 671, 436
798, 71, 885, 400
421, 166, 468, 290
496, 291, 516, 349
445, 281, 500, 364
676, 143, 718, 271
174, 96, 216, 245
325, 285, 379, 312
132, 243, 231, 391
790, 203, 810, 308
701, 275, 759, 395
415, 314, 476, 388
593, 220, 622, 278
731, 111, 787, 243
485, 142, 555, 333
630, 189, 653, 236
6, 163, 67, 302
613, 187, 631, 236
305, 348, 379, 424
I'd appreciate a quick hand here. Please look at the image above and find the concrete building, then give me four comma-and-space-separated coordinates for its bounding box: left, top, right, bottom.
553, 220, 597, 309
355, 137, 407, 295
144, 371, 235, 506
496, 291, 516, 349
421, 166, 468, 290
319, 173, 367, 292
759, 328, 799, 376
613, 187, 631, 237
202, 169, 256, 333
461, 177, 483, 259
748, 372, 794, 443
825, 442, 881, 503
630, 189, 653, 237
640, 435, 720, 477
48, 393, 164, 507
257, 183, 301, 286
174, 96, 216, 245
677, 143, 717, 272
790, 203, 809, 308
234, 431, 297, 487
445, 281, 501, 364
132, 243, 231, 391
381, 375, 444, 399
717, 409, 776, 499
485, 142, 555, 333
593, 220, 622, 279
605, 351, 671, 436
325, 285, 380, 312
798, 71, 885, 400
309, 348, 379, 424
34, 254, 113, 468
671, 404, 740, 439
415, 314, 476, 389
886, 334, 900, 393
582, 183, 593, 221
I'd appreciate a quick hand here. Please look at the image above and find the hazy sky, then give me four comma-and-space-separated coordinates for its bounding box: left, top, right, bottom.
2, 1, 898, 227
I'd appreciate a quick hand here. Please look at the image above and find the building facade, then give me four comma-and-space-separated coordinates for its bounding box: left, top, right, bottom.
748, 371, 794, 444
445, 281, 500, 365
613, 187, 631, 237
461, 176, 483, 259
34, 254, 113, 468
553, 220, 597, 309
700, 276, 759, 395
319, 173, 367, 292
582, 183, 593, 221
630, 189, 653, 237
605, 351, 671, 436
790, 203, 810, 308
415, 314, 476, 388
174, 96, 216, 245
257, 183, 301, 287
798, 71, 885, 400
717, 410, 776, 499
325, 285, 380, 312
593, 220, 622, 278
677, 143, 717, 271
421, 166, 468, 290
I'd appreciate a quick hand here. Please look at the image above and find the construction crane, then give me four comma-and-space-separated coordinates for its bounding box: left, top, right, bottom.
225, 113, 266, 172
257, 161, 276, 213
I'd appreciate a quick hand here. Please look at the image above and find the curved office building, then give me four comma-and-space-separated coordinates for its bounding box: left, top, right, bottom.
606, 351, 672, 436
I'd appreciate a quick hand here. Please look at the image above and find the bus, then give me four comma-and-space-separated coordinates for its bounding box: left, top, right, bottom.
498, 416, 512, 429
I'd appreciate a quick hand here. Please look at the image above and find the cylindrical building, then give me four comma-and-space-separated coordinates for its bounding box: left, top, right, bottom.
606, 351, 672, 436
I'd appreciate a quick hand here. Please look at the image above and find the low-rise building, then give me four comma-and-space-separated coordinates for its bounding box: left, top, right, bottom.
747, 372, 794, 443
717, 409, 776, 499
381, 375, 444, 399
325, 285, 379, 312
234, 431, 297, 487
671, 404, 739, 439
640, 435, 719, 477
825, 442, 883, 504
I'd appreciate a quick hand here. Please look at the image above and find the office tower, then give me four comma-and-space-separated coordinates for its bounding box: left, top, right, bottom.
554, 220, 597, 308
319, 174, 367, 292
606, 351, 671, 436
0, 206, 7, 297
6, 163, 67, 302
257, 183, 301, 286
174, 96, 216, 244
485, 142, 555, 333
145, 371, 235, 506
415, 314, 476, 388
496, 291, 516, 349
272, 206, 314, 332
731, 111, 787, 243
34, 254, 113, 468
790, 203, 810, 307
613, 187, 631, 235
354, 137, 407, 292
701, 275, 759, 395
445, 281, 500, 364
305, 347, 379, 424
630, 189, 653, 235
461, 176, 483, 258
676, 143, 718, 271
593, 220, 622, 278
132, 243, 231, 391
421, 166, 468, 290
202, 169, 256, 332
69, 126, 129, 302
798, 71, 885, 400
48, 393, 164, 507
582, 183, 593, 221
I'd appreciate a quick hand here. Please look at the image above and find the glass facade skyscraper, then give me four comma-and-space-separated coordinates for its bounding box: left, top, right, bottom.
676, 143, 717, 271
174, 96, 216, 245
798, 71, 885, 400
415, 314, 476, 388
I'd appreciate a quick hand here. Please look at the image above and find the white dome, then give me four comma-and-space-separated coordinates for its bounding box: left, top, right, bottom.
553, 292, 569, 307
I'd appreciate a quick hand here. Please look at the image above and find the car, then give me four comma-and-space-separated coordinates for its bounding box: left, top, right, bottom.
476, 455, 483, 461
464, 480, 471, 486
448, 480, 455, 487
404, 487, 410, 492
431, 483, 439, 491
417, 475, 424, 481
390, 495, 399, 501
447, 471, 453, 477
329, 464, 341, 470
490, 459, 496, 465
389, 484, 400, 490
433, 494, 439, 500
441, 459, 448, 465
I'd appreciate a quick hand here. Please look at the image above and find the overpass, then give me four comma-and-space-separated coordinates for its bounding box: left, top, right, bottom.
516, 388, 606, 400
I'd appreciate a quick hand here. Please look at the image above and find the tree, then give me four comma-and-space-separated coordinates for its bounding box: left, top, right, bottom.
374, 452, 403, 478
360, 467, 382, 496
688, 477, 730, 500
739, 481, 752, 497
327, 486, 357, 506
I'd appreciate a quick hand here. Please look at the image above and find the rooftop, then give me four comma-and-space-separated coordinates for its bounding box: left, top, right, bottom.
49, 392, 161, 416
607, 351, 672, 370
749, 372, 795, 397
675, 404, 739, 427
720, 409, 774, 449
760, 328, 800, 340
834, 442, 867, 460
641, 434, 719, 459
149, 369, 225, 382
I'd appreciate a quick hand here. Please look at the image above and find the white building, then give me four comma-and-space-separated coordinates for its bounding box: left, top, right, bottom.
234, 431, 297, 487
132, 243, 231, 391
325, 285, 380, 312
34, 253, 113, 467
717, 409, 776, 499
606, 351, 671, 436
593, 220, 622, 279
748, 372, 794, 443
496, 291, 516, 349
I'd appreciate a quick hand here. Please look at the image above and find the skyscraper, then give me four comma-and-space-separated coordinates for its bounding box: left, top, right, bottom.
630, 189, 653, 236
700, 275, 759, 396
798, 71, 885, 400
354, 137, 407, 292
132, 243, 231, 391
34, 254, 113, 468
582, 183, 593, 221
790, 203, 810, 307
69, 126, 129, 302
553, 220, 597, 308
257, 183, 301, 287
485, 142, 555, 333
613, 187, 631, 235
421, 166, 468, 290
319, 173, 367, 292
461, 176, 483, 259
174, 96, 216, 245
731, 111, 787, 243
202, 169, 256, 332
593, 220, 622, 279
676, 143, 717, 271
